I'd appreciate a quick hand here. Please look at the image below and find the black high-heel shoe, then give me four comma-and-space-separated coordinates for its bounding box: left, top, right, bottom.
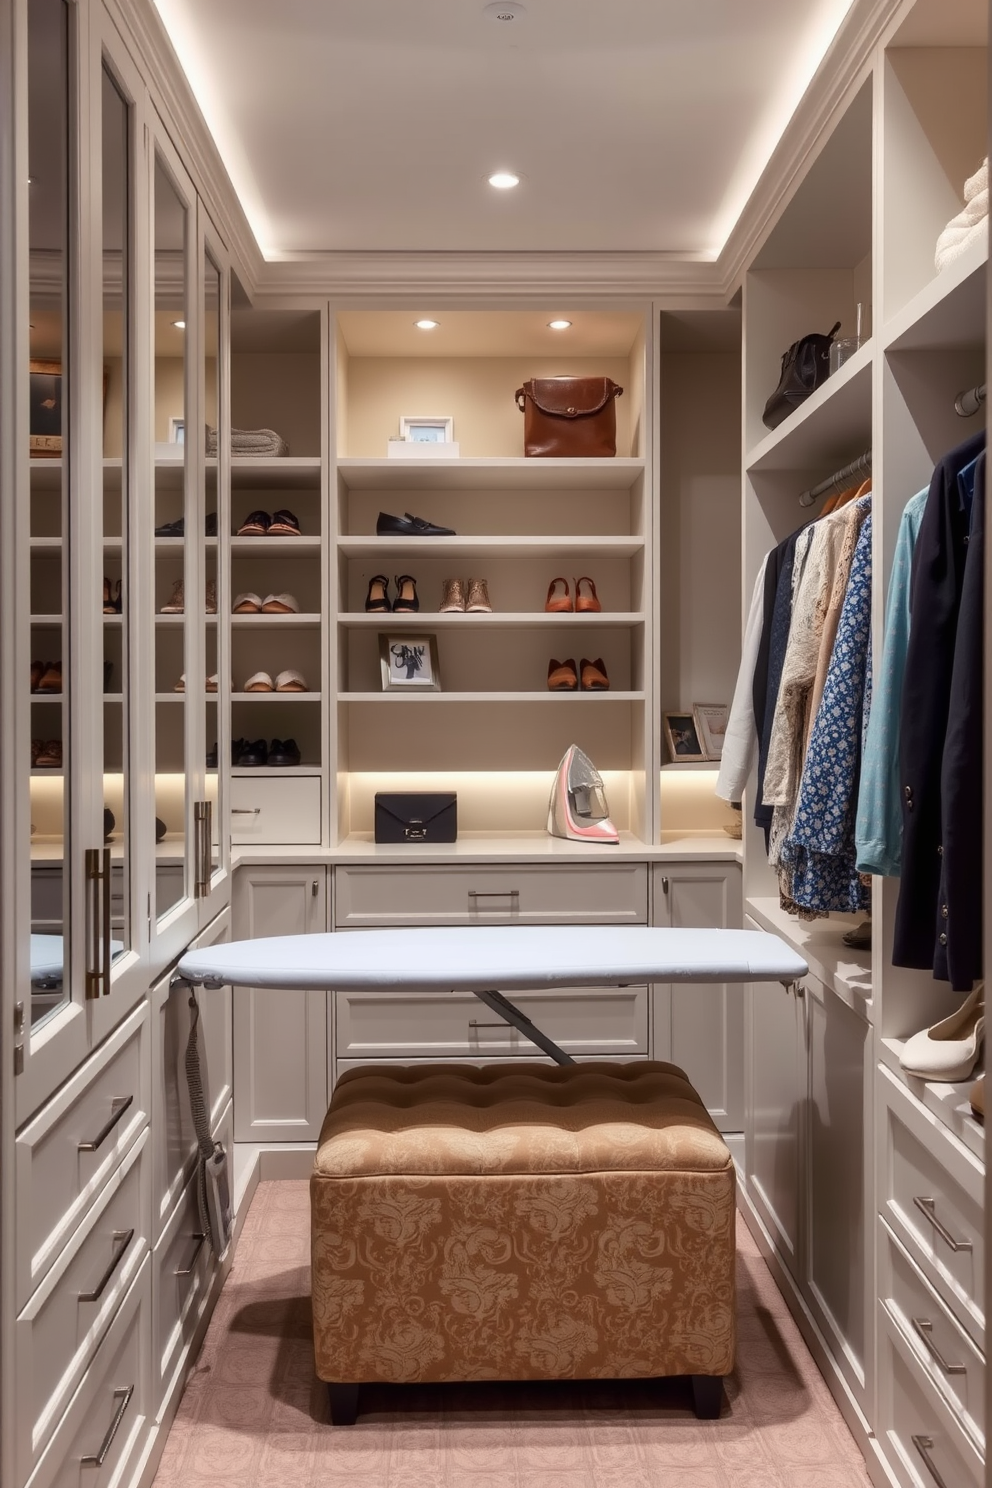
364, 574, 391, 612
392, 574, 420, 613
113, 578, 123, 614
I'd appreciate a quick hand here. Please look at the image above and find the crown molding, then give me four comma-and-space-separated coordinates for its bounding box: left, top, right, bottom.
250, 250, 727, 305
715, 0, 900, 296
103, 0, 265, 293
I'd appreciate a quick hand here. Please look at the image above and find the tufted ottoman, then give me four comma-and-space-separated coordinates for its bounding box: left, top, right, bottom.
310, 1060, 736, 1423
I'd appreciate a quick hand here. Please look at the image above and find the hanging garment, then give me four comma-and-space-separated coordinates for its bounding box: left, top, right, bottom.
715, 555, 768, 803
807, 480, 872, 737
753, 529, 807, 843
893, 430, 986, 970
779, 514, 873, 916
855, 486, 928, 876
934, 449, 985, 990
764, 494, 872, 872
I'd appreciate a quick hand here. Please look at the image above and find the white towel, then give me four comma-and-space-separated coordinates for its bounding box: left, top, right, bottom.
206, 426, 289, 457
935, 157, 989, 272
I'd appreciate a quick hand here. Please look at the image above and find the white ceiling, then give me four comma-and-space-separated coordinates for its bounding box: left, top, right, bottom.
151, 0, 859, 260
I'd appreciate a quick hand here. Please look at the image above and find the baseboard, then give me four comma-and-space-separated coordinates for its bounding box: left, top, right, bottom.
735, 1188, 900, 1488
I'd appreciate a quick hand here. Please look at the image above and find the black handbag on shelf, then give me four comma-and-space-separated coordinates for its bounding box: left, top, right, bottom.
374, 792, 457, 844
762, 321, 841, 430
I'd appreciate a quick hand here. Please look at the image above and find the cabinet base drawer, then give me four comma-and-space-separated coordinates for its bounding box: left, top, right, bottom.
878, 1303, 984, 1488
880, 1066, 984, 1346
335, 862, 648, 927
336, 985, 649, 1060
231, 776, 321, 844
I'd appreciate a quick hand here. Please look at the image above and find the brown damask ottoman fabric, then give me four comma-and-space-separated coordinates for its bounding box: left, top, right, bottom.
310, 1061, 735, 1398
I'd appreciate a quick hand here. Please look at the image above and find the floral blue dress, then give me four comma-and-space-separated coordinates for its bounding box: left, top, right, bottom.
780, 513, 873, 915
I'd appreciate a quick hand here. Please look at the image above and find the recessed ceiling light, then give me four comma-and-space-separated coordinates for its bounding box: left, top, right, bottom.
415, 318, 439, 330
488, 171, 520, 190
484, 1, 526, 21
172, 319, 185, 329
548, 319, 572, 331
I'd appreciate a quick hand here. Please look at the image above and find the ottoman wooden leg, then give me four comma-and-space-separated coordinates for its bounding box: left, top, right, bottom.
690, 1375, 724, 1419
327, 1382, 360, 1425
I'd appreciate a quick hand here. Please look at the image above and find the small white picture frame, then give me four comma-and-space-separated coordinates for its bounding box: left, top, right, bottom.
399, 415, 454, 444
693, 703, 729, 761
379, 633, 441, 691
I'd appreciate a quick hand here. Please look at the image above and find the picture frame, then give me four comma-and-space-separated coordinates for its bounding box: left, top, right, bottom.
663, 711, 706, 762
29, 359, 63, 456
398, 415, 454, 444
693, 703, 729, 761
379, 633, 441, 691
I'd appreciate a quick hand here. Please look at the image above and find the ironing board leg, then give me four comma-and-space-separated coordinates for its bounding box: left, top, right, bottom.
473, 989, 575, 1064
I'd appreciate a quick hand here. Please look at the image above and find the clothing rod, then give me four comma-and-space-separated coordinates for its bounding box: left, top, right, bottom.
798, 449, 872, 508
954, 383, 986, 417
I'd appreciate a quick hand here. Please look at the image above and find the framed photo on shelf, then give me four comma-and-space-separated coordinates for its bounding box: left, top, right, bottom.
663, 711, 705, 762
29, 359, 63, 456
379, 633, 441, 691
398, 415, 454, 444
693, 703, 729, 761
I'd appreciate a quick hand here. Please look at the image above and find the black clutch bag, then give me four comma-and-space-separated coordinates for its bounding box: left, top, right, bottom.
762, 321, 840, 430
374, 792, 457, 843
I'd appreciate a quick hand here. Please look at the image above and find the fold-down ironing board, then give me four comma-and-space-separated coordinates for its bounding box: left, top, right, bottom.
177, 924, 808, 1064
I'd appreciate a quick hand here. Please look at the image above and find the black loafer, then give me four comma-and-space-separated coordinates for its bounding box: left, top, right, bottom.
268, 737, 301, 767
236, 738, 268, 767
155, 516, 184, 537
376, 510, 456, 537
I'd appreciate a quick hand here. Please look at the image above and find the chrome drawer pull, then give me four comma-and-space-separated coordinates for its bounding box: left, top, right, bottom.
78, 1094, 134, 1152
231, 807, 261, 815
912, 1434, 951, 1488
911, 1317, 967, 1375
79, 1228, 134, 1302
468, 889, 520, 900
469, 1019, 511, 1030
80, 1385, 134, 1466
175, 1232, 207, 1277
913, 1196, 973, 1252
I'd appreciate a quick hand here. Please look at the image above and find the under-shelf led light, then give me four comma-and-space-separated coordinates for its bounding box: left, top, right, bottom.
547, 319, 572, 331
488, 171, 520, 190
415, 318, 439, 330
172, 319, 185, 329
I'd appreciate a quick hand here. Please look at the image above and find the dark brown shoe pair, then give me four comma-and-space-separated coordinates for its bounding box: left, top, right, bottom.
546, 657, 610, 691
31, 660, 62, 693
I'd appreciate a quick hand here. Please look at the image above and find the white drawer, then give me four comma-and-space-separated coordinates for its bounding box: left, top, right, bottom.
231, 775, 321, 844
880, 1218, 985, 1451
25, 1258, 150, 1488
334, 862, 648, 927
16, 1002, 150, 1312
152, 1099, 232, 1415
335, 1053, 649, 1082
878, 1303, 984, 1488
335, 985, 649, 1060
879, 1066, 984, 1347
150, 918, 233, 1242
16, 1131, 149, 1485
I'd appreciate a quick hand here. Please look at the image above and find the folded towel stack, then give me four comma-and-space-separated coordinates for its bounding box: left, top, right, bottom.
206, 427, 289, 457
935, 157, 988, 273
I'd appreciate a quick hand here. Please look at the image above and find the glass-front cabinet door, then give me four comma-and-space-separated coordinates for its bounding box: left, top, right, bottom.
201, 234, 230, 900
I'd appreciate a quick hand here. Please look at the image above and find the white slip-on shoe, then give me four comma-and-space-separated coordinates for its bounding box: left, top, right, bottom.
275, 668, 308, 692
243, 671, 274, 692
900, 983, 985, 1081
233, 591, 262, 614
260, 592, 300, 614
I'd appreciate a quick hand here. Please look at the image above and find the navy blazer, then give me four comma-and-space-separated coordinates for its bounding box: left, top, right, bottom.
934, 450, 985, 989
893, 430, 985, 974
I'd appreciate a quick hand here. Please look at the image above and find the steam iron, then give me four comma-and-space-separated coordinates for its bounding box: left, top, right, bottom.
547, 744, 619, 844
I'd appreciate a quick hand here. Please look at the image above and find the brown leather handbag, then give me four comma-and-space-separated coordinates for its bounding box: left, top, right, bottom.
515, 376, 624, 457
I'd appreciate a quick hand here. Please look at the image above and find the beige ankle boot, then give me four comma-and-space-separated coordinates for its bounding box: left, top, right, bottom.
439, 578, 466, 611
466, 577, 492, 612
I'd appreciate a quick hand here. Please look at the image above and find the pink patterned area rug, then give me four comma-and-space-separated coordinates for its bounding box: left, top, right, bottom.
153, 1180, 873, 1488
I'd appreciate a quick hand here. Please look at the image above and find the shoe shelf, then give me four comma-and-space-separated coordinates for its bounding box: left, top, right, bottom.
745, 895, 872, 1010
744, 340, 873, 474
230, 613, 322, 629
29, 695, 63, 703
879, 1038, 984, 1165
341, 690, 645, 702
882, 237, 987, 355
340, 612, 645, 629
338, 536, 645, 559
230, 456, 322, 489
231, 764, 320, 776
30, 614, 61, 625
155, 537, 218, 550
230, 691, 322, 702
155, 615, 219, 625
336, 457, 645, 492
231, 537, 321, 556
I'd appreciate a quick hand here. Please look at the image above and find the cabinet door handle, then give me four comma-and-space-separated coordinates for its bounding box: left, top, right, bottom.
661, 876, 669, 894
78, 1094, 133, 1151
231, 807, 261, 815
911, 1435, 951, 1488
911, 1317, 967, 1375
80, 1385, 134, 1466
175, 1232, 207, 1277
312, 878, 319, 897
194, 799, 212, 898
79, 1228, 134, 1301
85, 847, 112, 999
913, 1196, 973, 1252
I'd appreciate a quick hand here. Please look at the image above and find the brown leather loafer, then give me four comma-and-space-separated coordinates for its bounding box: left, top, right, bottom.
547, 657, 578, 691
580, 656, 610, 690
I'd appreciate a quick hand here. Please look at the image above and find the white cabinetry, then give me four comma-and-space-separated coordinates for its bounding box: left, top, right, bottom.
652, 861, 743, 1129
232, 866, 329, 1141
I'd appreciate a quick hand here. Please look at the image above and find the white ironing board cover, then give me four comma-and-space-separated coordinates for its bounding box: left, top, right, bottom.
178, 925, 807, 991
30, 932, 124, 979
